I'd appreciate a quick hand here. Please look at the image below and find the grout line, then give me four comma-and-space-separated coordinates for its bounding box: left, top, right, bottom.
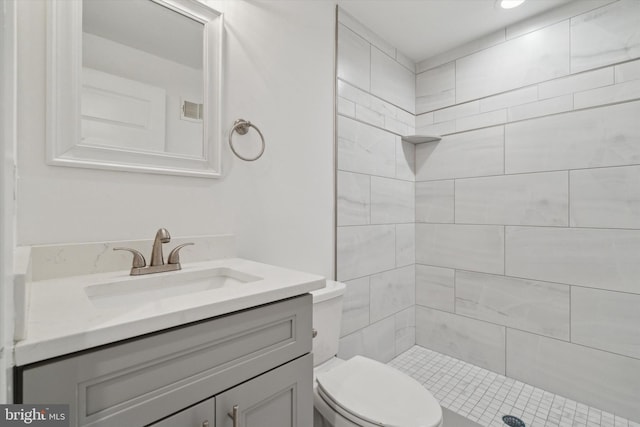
422, 96, 640, 138
569, 286, 572, 343
503, 225, 507, 275
418, 53, 630, 107
417, 262, 640, 297
341, 264, 415, 284
413, 163, 640, 184
411, 220, 640, 232
568, 170, 571, 227
418, 301, 640, 362
337, 112, 410, 139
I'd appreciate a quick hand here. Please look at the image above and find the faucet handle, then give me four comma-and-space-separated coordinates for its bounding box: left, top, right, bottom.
167, 243, 194, 265
114, 247, 147, 268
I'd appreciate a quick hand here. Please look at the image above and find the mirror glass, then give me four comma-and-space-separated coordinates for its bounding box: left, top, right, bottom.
46, 0, 222, 177
82, 0, 204, 158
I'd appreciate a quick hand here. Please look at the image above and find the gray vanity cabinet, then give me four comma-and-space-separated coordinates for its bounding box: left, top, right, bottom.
18, 295, 313, 427
215, 354, 312, 427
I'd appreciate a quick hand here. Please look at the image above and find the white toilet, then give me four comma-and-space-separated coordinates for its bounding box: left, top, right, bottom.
311, 280, 443, 427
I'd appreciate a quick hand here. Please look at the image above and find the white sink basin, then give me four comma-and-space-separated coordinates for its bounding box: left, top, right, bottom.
85, 267, 262, 309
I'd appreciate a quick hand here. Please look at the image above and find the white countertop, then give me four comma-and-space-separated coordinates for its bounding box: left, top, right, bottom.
14, 258, 325, 365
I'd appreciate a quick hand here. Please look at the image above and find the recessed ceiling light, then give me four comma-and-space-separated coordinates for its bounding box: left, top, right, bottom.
499, 0, 526, 9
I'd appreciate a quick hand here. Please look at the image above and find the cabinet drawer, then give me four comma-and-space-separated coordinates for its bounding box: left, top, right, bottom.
20, 295, 312, 427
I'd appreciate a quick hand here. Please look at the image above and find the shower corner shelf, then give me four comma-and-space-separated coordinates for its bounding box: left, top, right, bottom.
401, 135, 441, 144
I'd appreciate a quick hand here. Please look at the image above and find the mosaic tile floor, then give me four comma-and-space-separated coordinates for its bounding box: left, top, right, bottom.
389, 346, 639, 427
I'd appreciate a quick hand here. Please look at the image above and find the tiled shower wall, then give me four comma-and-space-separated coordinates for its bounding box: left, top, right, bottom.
414, 0, 640, 421
335, 10, 417, 363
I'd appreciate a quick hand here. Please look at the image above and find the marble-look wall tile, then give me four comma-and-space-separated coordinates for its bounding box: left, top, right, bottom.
395, 224, 415, 267
395, 140, 415, 181
355, 104, 384, 127
394, 307, 416, 355
416, 264, 455, 312
337, 171, 370, 226
570, 165, 640, 229
337, 225, 396, 281
479, 86, 538, 112
506, 226, 640, 294
338, 116, 396, 178
338, 79, 416, 133
416, 120, 456, 137
456, 22, 570, 103
338, 98, 356, 120
338, 8, 395, 59
574, 78, 640, 109
370, 177, 414, 224
338, 316, 396, 363
455, 271, 570, 340
505, 101, 640, 174
371, 47, 415, 113
507, 95, 573, 122
385, 116, 410, 136
416, 224, 505, 274
416, 180, 454, 223
538, 67, 613, 100
615, 58, 640, 83
416, 62, 456, 114
338, 79, 370, 106
455, 172, 569, 226
370, 266, 415, 323
340, 277, 370, 337
337, 24, 370, 90
572, 287, 640, 360
507, 329, 640, 421
416, 112, 434, 129
571, 0, 640, 73
456, 110, 507, 132
417, 30, 505, 73
395, 50, 416, 73
505, 0, 616, 40
416, 306, 506, 374
434, 101, 479, 123
415, 127, 504, 181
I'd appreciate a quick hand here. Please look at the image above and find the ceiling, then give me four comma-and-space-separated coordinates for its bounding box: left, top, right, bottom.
337, 0, 578, 63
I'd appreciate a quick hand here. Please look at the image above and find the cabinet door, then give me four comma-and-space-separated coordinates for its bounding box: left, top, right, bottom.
150, 398, 214, 427
216, 354, 312, 427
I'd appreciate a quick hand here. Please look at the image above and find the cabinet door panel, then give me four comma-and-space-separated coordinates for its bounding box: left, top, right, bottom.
150, 398, 214, 427
216, 354, 313, 427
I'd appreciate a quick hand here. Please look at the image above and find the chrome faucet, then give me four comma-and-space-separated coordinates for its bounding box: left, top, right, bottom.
114, 228, 194, 276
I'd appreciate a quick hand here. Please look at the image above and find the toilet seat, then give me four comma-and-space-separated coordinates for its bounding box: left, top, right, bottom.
316, 356, 442, 427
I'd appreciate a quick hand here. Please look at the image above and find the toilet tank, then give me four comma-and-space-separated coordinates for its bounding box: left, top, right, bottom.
310, 280, 346, 366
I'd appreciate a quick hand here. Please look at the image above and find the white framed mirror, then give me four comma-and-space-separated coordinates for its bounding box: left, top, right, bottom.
46, 0, 223, 178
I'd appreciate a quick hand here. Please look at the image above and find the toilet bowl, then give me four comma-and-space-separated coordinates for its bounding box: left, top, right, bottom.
311, 280, 443, 427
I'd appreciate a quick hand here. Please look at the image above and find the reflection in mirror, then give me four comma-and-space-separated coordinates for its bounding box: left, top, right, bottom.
46, 0, 222, 177
82, 0, 204, 157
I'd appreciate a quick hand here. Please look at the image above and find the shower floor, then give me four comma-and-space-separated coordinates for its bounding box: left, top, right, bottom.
388, 346, 638, 427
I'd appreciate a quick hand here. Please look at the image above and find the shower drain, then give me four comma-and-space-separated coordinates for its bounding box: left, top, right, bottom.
502, 415, 526, 427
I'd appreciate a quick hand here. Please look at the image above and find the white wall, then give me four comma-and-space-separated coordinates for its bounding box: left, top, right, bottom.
15, 0, 335, 277
414, 0, 640, 420
1, 0, 17, 403
212, 0, 335, 277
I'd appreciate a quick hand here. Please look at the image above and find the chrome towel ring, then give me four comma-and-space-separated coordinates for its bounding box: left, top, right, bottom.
228, 118, 265, 161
